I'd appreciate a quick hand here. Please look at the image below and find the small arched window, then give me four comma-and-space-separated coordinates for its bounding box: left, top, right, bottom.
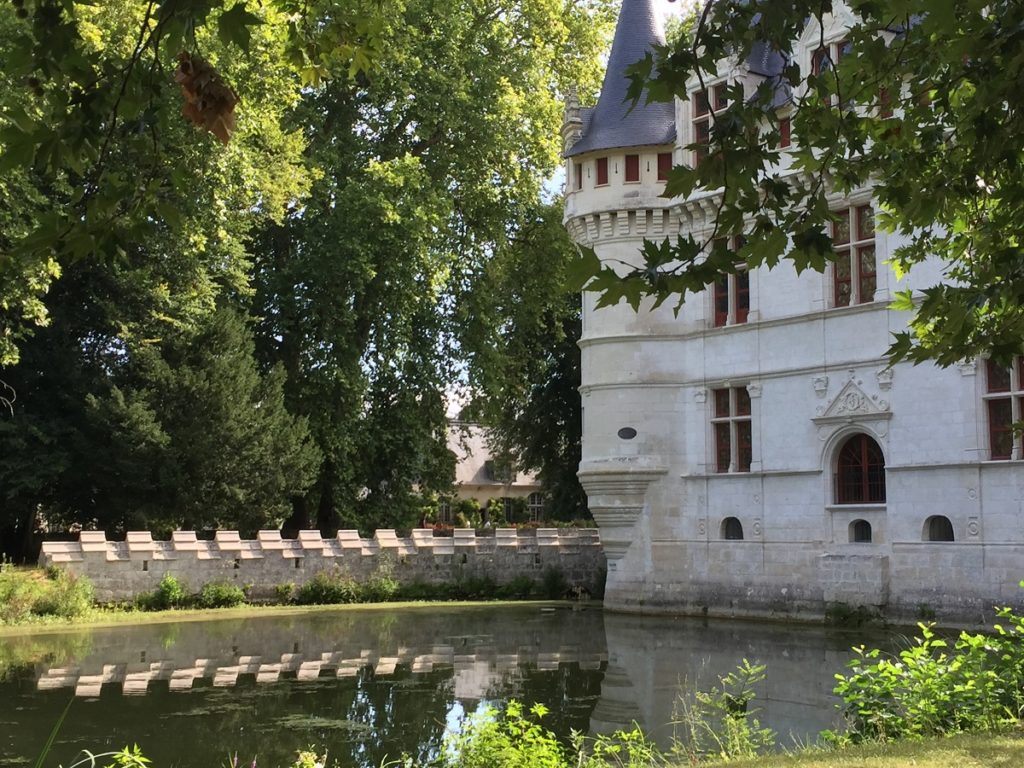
721, 517, 744, 540
924, 515, 955, 542
836, 434, 886, 504
850, 519, 872, 543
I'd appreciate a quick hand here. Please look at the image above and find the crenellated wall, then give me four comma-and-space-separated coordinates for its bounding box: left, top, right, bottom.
40, 529, 606, 603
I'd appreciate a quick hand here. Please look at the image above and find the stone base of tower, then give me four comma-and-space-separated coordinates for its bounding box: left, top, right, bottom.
595, 534, 1022, 628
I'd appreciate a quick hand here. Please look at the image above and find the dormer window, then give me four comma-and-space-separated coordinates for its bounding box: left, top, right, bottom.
812, 41, 852, 107
596, 157, 609, 186
692, 83, 728, 166
624, 154, 640, 182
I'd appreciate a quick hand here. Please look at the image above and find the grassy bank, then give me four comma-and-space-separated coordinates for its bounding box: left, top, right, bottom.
725, 731, 1024, 768
0, 561, 586, 633
0, 597, 576, 636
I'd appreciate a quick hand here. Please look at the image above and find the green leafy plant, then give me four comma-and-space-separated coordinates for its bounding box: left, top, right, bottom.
540, 567, 569, 600
671, 659, 777, 762
195, 582, 246, 609
136, 574, 189, 611
834, 606, 1024, 742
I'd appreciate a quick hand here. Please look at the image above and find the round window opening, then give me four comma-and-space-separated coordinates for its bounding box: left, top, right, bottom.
617, 427, 638, 440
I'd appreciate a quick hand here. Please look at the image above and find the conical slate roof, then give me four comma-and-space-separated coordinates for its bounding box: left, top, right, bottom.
566, 0, 676, 157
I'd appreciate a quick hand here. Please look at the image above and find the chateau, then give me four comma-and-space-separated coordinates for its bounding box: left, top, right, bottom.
564, 0, 1024, 623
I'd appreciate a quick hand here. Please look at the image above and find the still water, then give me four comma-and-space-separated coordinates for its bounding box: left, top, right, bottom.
0, 606, 888, 767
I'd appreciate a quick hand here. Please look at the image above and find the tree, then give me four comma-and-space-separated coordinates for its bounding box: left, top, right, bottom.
464, 202, 588, 520
249, 0, 614, 533
573, 0, 1024, 366
0, 0, 378, 365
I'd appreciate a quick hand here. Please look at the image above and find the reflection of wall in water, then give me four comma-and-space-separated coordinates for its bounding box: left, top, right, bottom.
26, 607, 608, 700
595, 613, 879, 746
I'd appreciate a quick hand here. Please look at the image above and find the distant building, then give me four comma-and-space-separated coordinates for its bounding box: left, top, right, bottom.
443, 421, 544, 522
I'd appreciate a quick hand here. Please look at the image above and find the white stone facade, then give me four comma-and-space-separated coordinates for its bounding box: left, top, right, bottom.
565, 1, 1024, 624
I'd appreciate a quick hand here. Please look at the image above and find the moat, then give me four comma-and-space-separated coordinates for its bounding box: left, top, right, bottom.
0, 605, 891, 767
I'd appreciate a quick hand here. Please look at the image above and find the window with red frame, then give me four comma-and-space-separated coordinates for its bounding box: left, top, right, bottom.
984, 357, 1024, 460
833, 204, 876, 307
835, 434, 886, 504
573, 162, 582, 191
711, 238, 749, 327
624, 154, 640, 182
779, 115, 791, 148
657, 152, 672, 181
692, 82, 728, 166
711, 386, 752, 473
596, 157, 608, 186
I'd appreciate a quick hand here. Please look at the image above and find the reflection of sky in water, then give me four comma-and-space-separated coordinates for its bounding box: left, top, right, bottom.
0, 605, 892, 767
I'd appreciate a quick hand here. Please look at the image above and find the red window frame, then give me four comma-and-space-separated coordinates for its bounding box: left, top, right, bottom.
711, 386, 752, 473
833, 204, 876, 307
624, 154, 640, 182
573, 162, 583, 191
711, 238, 750, 327
657, 152, 672, 181
779, 116, 791, 148
836, 434, 886, 504
985, 358, 1023, 460
595, 157, 608, 186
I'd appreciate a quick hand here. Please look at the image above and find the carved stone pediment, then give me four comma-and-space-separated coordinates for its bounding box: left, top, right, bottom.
813, 379, 891, 425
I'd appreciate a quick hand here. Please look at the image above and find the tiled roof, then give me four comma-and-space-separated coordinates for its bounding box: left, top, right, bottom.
566, 0, 676, 157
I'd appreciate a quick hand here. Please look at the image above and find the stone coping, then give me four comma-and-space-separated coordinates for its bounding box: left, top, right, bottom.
41, 528, 602, 564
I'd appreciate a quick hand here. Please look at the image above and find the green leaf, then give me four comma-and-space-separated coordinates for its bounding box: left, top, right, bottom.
565, 246, 601, 291
218, 3, 263, 52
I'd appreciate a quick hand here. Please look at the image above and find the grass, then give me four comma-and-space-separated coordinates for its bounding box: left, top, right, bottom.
0, 598, 576, 637
724, 731, 1024, 768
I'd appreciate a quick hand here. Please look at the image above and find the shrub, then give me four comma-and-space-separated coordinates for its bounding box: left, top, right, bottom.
834, 605, 1024, 742
137, 573, 189, 611
195, 582, 246, 609
294, 568, 360, 605
540, 567, 569, 599
363, 572, 399, 603
452, 575, 499, 600
0, 566, 94, 623
274, 582, 296, 604
33, 570, 94, 619
499, 575, 537, 599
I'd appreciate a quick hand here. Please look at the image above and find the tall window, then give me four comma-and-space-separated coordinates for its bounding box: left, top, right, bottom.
527, 492, 545, 520
836, 434, 886, 504
596, 157, 609, 186
833, 205, 876, 307
779, 115, 792, 148
573, 162, 582, 191
657, 152, 672, 181
984, 357, 1024, 459
712, 387, 752, 473
712, 238, 749, 327
692, 83, 728, 165
624, 154, 640, 182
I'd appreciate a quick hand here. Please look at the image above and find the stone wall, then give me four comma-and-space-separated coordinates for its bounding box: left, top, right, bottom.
40, 529, 605, 603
